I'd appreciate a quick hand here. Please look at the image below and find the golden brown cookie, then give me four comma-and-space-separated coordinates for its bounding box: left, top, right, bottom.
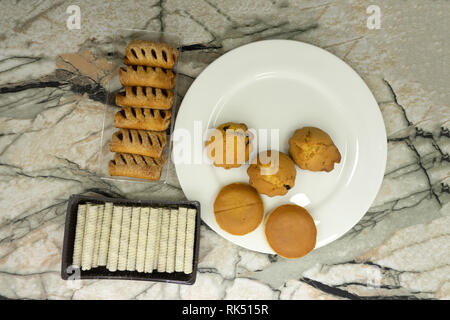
264, 204, 316, 259
119, 65, 176, 89
109, 128, 166, 158
247, 150, 296, 197
124, 40, 179, 69
288, 127, 341, 172
205, 122, 253, 169
213, 183, 264, 235
115, 86, 173, 110
114, 107, 172, 131
108, 152, 165, 181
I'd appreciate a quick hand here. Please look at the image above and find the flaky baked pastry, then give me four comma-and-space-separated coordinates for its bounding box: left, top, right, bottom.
119, 65, 176, 89
114, 107, 172, 131
109, 128, 166, 158
108, 152, 165, 181
124, 40, 178, 69
115, 86, 174, 110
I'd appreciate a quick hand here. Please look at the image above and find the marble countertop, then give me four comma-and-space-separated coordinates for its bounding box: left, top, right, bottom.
0, 0, 449, 300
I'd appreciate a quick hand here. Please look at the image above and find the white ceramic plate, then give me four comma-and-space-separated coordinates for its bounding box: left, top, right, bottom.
174, 40, 386, 253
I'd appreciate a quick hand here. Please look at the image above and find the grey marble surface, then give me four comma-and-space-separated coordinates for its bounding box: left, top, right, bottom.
0, 0, 449, 299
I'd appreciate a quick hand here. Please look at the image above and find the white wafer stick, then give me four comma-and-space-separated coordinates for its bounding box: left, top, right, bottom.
184, 208, 196, 274
126, 207, 141, 271
175, 207, 187, 272
118, 206, 132, 271
81, 204, 98, 271
165, 209, 178, 273
98, 202, 113, 266
153, 208, 162, 270
136, 207, 149, 273
107, 206, 123, 272
157, 208, 170, 272
144, 208, 159, 273
92, 204, 104, 268
72, 204, 87, 268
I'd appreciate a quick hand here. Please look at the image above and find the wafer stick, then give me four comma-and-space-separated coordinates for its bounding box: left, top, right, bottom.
72, 204, 87, 268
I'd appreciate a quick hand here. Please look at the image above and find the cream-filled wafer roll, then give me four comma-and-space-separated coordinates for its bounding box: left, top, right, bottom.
107, 206, 123, 272
126, 207, 141, 271
118, 207, 132, 271
98, 202, 113, 266
72, 204, 87, 268
153, 208, 162, 270
174, 207, 187, 272
144, 208, 159, 273
184, 208, 196, 274
157, 208, 170, 272
136, 207, 150, 272
92, 204, 105, 268
81, 204, 98, 271
165, 209, 178, 273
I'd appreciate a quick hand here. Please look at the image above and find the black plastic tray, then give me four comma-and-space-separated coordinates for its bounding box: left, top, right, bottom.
61, 194, 201, 285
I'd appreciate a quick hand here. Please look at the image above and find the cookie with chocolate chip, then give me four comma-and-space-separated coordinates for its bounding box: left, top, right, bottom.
205, 122, 253, 169
288, 127, 341, 172
247, 150, 296, 197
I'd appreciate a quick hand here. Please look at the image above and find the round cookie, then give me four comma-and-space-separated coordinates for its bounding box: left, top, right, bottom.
264, 204, 316, 259
213, 183, 264, 235
205, 122, 253, 169
288, 127, 341, 172
247, 150, 296, 197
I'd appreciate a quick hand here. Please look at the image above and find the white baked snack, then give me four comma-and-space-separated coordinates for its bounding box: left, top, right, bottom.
153, 208, 162, 270
126, 207, 141, 271
72, 204, 87, 268
107, 206, 123, 272
81, 204, 99, 271
175, 207, 187, 272
92, 204, 104, 268
144, 208, 159, 273
98, 202, 113, 266
136, 207, 149, 273
117, 207, 132, 271
165, 209, 178, 273
157, 208, 170, 272
183, 208, 196, 274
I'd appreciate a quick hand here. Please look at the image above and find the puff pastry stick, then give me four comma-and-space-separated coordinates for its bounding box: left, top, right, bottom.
114, 107, 172, 131
124, 40, 179, 69
108, 152, 165, 181
115, 86, 174, 110
110, 128, 166, 158
119, 65, 175, 89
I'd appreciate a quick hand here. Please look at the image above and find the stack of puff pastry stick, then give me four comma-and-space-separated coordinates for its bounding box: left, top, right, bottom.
108, 40, 179, 180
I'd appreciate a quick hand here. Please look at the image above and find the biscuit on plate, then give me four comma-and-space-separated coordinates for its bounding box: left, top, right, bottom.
264, 204, 316, 259
213, 183, 263, 235
247, 150, 296, 197
205, 122, 253, 169
288, 127, 341, 172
